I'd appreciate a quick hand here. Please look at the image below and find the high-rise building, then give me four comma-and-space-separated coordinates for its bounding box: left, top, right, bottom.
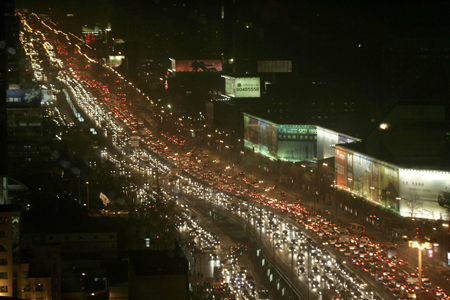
0, 205, 20, 298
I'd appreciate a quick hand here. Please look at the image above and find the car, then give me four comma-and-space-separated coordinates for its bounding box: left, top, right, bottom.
434, 287, 444, 297
297, 259, 305, 266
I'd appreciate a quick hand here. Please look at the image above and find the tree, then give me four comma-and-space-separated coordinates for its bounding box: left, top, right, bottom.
405, 191, 422, 218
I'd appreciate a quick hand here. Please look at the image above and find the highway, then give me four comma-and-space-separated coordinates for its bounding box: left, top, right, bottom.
18, 11, 449, 300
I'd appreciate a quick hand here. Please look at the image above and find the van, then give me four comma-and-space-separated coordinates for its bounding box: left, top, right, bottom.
359, 237, 369, 247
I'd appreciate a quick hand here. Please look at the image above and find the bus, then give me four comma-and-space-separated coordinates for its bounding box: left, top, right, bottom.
348, 223, 365, 236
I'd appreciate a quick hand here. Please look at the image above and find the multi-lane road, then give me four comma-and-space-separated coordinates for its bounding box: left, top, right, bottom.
18, 11, 450, 300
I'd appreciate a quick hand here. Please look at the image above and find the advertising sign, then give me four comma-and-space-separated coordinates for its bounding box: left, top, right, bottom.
41, 89, 53, 102
275, 125, 317, 161
335, 147, 347, 188
248, 116, 259, 144
277, 125, 317, 142
244, 115, 250, 142
257, 60, 292, 72
346, 151, 354, 189
225, 77, 260, 98
259, 121, 269, 147
277, 141, 316, 161
109, 55, 125, 68
353, 153, 372, 198
268, 124, 278, 157
371, 162, 379, 202
243, 114, 259, 145
225, 77, 235, 96
6, 89, 41, 107
379, 165, 399, 208
399, 169, 450, 219
175, 60, 222, 72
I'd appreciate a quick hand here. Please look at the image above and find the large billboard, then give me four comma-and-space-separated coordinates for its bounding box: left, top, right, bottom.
109, 55, 125, 68
243, 114, 278, 158
346, 151, 354, 189
335, 148, 346, 187
335, 146, 399, 208
335, 145, 450, 219
6, 89, 41, 107
276, 125, 317, 161
175, 60, 222, 72
41, 89, 53, 102
244, 114, 259, 145
353, 153, 372, 198
399, 169, 450, 219
259, 121, 269, 148
225, 77, 260, 98
378, 164, 399, 207
268, 124, 278, 157
257, 60, 292, 72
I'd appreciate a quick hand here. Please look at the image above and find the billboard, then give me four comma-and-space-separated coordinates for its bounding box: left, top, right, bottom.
225, 77, 235, 96
335, 145, 450, 219
277, 125, 316, 142
335, 148, 346, 187
175, 60, 222, 72
399, 169, 450, 219
371, 161, 379, 202
6, 89, 41, 107
41, 89, 53, 102
335, 145, 400, 208
276, 125, 317, 161
259, 121, 269, 148
248, 116, 259, 144
109, 55, 125, 68
243, 115, 278, 158
268, 123, 278, 157
257, 60, 292, 72
353, 153, 372, 198
225, 77, 260, 98
378, 164, 399, 207
346, 151, 354, 189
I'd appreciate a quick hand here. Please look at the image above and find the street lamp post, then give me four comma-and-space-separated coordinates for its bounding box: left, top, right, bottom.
86, 181, 90, 210
272, 233, 276, 264
443, 223, 449, 264
408, 239, 432, 300
334, 180, 338, 220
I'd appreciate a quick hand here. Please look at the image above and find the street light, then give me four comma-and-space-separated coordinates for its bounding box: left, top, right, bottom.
443, 223, 449, 265
86, 181, 90, 210
408, 238, 432, 300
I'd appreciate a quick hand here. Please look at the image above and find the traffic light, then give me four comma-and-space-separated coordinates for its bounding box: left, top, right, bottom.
416, 227, 420, 235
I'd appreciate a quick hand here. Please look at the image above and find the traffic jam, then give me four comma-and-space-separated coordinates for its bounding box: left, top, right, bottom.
20, 11, 450, 300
